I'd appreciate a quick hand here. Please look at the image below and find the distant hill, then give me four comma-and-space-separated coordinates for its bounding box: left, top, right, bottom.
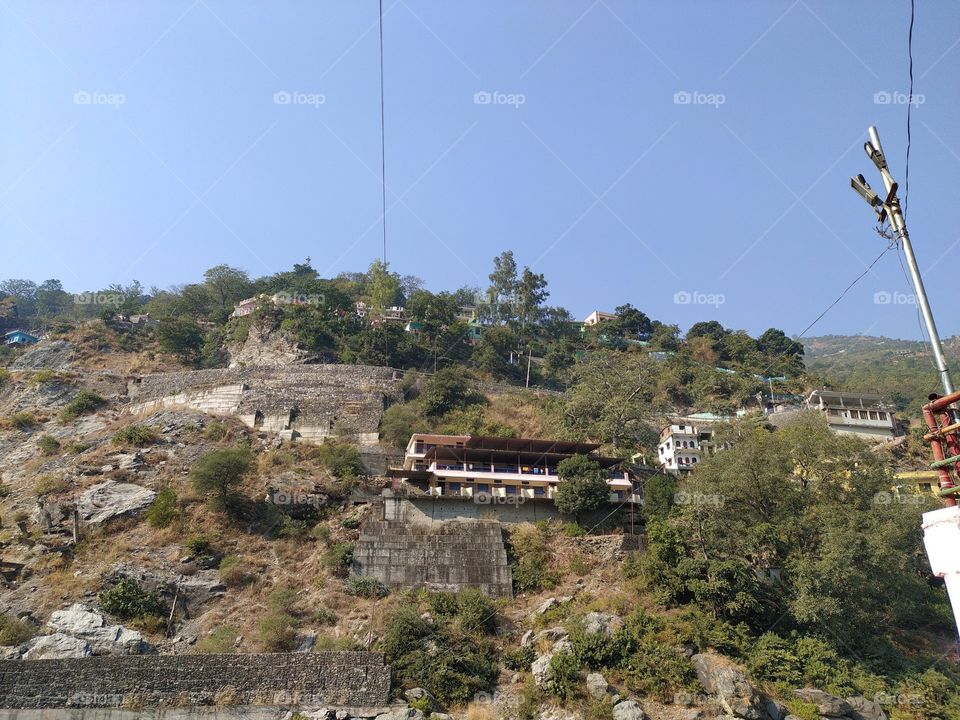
804, 334, 960, 418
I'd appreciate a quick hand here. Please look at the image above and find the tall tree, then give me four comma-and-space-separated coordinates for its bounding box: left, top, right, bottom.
203, 265, 252, 309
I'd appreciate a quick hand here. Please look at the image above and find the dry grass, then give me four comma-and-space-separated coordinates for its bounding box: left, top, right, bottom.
484, 394, 551, 437
465, 701, 496, 720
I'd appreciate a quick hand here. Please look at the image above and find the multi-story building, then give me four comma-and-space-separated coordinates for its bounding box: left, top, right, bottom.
388, 433, 639, 503
656, 414, 734, 474
803, 390, 902, 442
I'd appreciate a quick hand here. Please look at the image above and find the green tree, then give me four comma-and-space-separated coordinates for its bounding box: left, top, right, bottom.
554, 455, 609, 517
190, 447, 253, 510
156, 318, 204, 362
420, 367, 483, 416
203, 264, 252, 310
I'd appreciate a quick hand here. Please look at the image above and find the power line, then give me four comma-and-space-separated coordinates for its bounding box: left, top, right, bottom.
904, 0, 915, 216
793, 244, 896, 342
378, 0, 387, 264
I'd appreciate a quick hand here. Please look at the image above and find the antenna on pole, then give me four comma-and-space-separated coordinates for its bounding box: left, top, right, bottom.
850, 126, 954, 397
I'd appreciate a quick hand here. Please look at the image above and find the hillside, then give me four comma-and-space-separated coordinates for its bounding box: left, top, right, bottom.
804, 334, 960, 417
0, 319, 958, 718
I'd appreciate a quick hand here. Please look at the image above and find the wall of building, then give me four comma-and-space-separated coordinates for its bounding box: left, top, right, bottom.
0, 653, 391, 709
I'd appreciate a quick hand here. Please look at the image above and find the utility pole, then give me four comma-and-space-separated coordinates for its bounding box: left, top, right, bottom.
853, 125, 960, 637
851, 125, 954, 396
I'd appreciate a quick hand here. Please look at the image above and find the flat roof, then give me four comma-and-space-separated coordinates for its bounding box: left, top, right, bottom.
423, 445, 621, 468
408, 433, 601, 454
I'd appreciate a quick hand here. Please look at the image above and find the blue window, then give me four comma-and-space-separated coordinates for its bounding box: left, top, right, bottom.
477, 484, 490, 492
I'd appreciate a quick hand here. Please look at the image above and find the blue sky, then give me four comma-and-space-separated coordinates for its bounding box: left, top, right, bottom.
2, 1, 960, 340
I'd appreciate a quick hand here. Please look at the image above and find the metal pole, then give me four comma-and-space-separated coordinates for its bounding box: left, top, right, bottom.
868, 126, 954, 395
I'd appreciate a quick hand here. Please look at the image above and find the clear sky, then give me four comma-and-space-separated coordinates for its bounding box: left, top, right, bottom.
2, 1, 959, 340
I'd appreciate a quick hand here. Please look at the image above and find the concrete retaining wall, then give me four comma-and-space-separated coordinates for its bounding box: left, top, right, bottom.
0, 653, 390, 709
354, 515, 513, 598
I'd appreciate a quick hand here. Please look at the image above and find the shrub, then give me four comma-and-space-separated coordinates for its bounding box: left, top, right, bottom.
346, 575, 387, 599
195, 625, 238, 654
310, 523, 331, 544
274, 515, 311, 539
30, 369, 58, 385
268, 586, 299, 612
622, 639, 695, 702
546, 651, 580, 702
503, 645, 536, 671
561, 522, 586, 537
37, 434, 60, 455
420, 367, 483, 416
0, 612, 35, 646
185, 535, 213, 557
259, 612, 298, 651
68, 441, 93, 454
60, 389, 105, 421
146, 489, 178, 528
312, 606, 337, 626
9, 412, 36, 430
0, 368, 10, 386
190, 447, 252, 511
455, 588, 497, 634
322, 542, 354, 577
218, 555, 251, 587
341, 517, 361, 529
203, 420, 230, 441
35, 474, 69, 496
112, 424, 156, 447
317, 440, 366, 479
99, 579, 166, 620
513, 555, 558, 593
379, 403, 428, 448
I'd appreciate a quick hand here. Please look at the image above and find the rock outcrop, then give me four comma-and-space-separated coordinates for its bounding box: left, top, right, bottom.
692, 652, 766, 720
78, 481, 156, 526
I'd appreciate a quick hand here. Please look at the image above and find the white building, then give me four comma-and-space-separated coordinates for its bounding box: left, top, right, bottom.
803, 390, 901, 442
657, 415, 732, 474
583, 310, 616, 327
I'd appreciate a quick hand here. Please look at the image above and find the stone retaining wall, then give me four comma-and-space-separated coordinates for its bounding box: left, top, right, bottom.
126, 365, 403, 445
354, 516, 513, 598
0, 653, 391, 709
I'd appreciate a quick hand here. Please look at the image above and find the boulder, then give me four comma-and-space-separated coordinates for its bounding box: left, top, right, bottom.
531, 653, 553, 687
586, 672, 610, 699
530, 627, 569, 646
22, 633, 91, 659
612, 700, 646, 720
793, 689, 852, 718
763, 697, 788, 720
78, 481, 156, 525
583, 611, 621, 636
404, 688, 439, 713
692, 653, 765, 720
846, 696, 888, 720
47, 604, 149, 655
373, 709, 424, 720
